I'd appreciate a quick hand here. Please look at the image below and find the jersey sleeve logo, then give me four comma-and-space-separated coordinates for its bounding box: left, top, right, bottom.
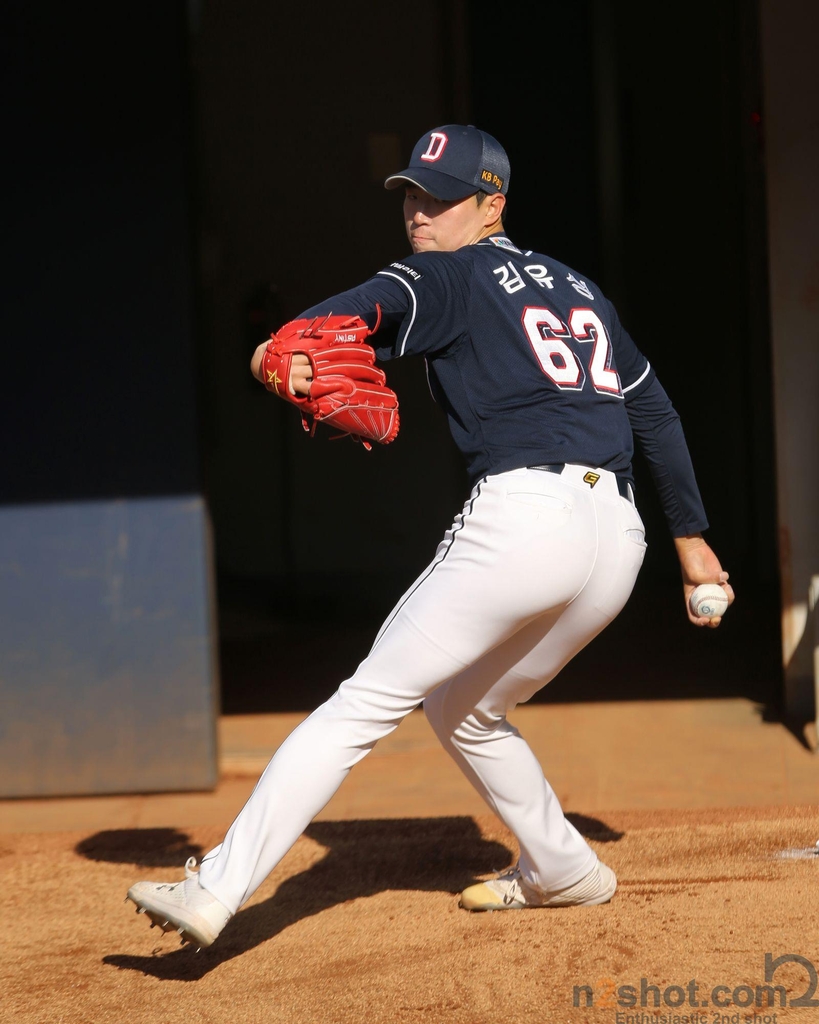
389, 261, 423, 281
420, 132, 448, 162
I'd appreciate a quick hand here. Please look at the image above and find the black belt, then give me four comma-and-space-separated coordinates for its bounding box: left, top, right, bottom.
529, 463, 634, 503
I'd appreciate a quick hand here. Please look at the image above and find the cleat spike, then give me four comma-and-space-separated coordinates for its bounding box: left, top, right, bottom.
162, 920, 170, 929
137, 906, 146, 914
180, 937, 185, 946
150, 922, 156, 929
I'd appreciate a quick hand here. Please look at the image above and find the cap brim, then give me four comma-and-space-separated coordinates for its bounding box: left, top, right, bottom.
384, 168, 478, 201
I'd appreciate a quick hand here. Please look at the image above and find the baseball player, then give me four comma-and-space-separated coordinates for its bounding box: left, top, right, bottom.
126, 126, 734, 947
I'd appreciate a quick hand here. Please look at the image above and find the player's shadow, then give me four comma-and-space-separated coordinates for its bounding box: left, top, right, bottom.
99, 813, 621, 981
77, 828, 205, 867
565, 814, 623, 843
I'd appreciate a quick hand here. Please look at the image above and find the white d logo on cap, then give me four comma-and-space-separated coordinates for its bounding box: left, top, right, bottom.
420, 132, 448, 162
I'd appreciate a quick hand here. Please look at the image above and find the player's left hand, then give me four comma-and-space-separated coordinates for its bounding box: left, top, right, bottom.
252, 310, 400, 448
288, 354, 313, 396
251, 349, 312, 395
674, 535, 735, 628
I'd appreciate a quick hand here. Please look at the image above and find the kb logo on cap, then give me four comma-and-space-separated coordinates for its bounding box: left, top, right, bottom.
421, 132, 448, 162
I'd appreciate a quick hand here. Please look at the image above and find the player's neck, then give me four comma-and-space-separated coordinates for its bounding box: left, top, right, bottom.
474, 222, 504, 243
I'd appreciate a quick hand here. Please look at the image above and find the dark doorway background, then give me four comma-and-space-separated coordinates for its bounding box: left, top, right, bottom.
3, 1, 780, 715
193, 0, 778, 713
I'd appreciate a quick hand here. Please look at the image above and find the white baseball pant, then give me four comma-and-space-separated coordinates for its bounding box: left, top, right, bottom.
198, 464, 647, 912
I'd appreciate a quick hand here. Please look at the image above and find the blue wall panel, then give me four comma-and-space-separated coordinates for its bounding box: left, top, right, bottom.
0, 497, 219, 797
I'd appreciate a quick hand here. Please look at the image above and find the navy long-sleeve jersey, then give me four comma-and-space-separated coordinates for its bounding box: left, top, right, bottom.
301, 233, 708, 537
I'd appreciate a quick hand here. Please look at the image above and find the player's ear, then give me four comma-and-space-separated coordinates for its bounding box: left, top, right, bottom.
482, 193, 505, 229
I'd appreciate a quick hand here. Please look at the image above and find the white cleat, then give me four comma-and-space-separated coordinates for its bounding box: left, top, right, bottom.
126, 857, 232, 948
460, 860, 617, 911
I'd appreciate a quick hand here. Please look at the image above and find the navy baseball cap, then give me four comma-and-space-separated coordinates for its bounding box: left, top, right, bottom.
384, 125, 510, 201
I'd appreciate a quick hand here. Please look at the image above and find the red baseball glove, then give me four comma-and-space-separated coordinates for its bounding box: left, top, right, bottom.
260, 308, 399, 449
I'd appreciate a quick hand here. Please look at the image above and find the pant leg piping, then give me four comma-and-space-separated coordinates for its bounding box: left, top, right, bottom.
369, 479, 486, 653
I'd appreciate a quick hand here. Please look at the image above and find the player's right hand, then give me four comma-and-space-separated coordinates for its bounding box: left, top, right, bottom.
674, 535, 735, 628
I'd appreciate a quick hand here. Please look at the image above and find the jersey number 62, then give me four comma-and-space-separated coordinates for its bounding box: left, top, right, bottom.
522, 306, 621, 397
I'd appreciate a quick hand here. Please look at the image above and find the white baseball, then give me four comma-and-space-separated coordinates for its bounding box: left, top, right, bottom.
689, 583, 729, 618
